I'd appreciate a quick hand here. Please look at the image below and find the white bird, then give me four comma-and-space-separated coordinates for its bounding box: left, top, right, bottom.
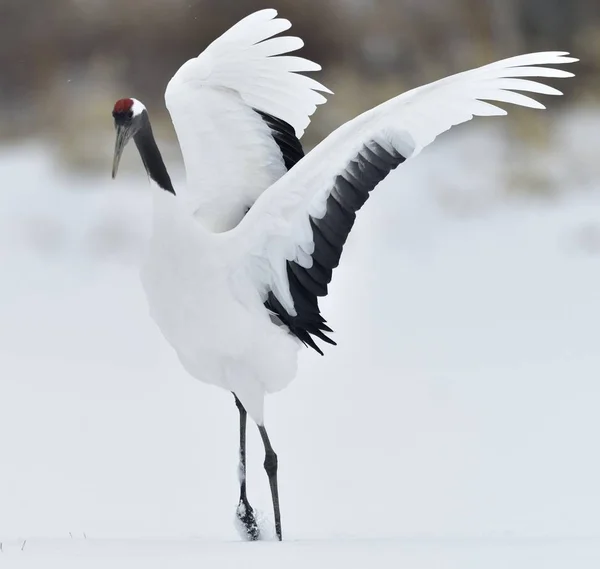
110, 8, 577, 541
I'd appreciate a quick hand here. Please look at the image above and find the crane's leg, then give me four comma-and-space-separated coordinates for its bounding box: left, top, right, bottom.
234, 394, 260, 541
258, 424, 282, 541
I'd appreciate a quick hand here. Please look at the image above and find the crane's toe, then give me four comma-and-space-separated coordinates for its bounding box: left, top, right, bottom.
236, 498, 261, 541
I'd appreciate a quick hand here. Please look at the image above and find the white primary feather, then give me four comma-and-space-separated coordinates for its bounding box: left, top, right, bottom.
165, 9, 331, 232
231, 52, 577, 316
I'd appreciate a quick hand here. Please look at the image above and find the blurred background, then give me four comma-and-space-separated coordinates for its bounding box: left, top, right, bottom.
1, 0, 600, 165
1, 0, 600, 545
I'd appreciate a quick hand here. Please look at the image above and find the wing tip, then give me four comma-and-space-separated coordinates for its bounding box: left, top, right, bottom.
491, 51, 579, 72
553, 51, 579, 65
278, 18, 293, 33
258, 8, 278, 20
315, 85, 334, 97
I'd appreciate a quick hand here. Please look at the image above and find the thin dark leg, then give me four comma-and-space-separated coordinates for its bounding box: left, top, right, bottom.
258, 424, 282, 541
234, 394, 260, 541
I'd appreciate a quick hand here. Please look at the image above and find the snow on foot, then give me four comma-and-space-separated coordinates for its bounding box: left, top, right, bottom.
235, 499, 260, 541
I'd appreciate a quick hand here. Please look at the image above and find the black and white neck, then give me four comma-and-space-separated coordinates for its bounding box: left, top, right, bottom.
112, 98, 176, 195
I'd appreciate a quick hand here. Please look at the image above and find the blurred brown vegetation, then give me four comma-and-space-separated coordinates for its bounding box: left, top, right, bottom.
1, 0, 599, 166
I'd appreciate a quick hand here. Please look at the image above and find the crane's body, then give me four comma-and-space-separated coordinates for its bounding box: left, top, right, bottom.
140, 185, 299, 423
110, 8, 577, 541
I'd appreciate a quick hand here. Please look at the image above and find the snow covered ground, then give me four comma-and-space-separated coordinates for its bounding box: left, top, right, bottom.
1, 111, 600, 567
1, 536, 600, 568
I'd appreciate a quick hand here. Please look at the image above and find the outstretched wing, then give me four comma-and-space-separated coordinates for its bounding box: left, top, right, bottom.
231, 52, 577, 353
165, 9, 331, 231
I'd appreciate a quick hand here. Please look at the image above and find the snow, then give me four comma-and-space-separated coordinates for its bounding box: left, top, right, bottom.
1, 536, 599, 568
1, 111, 600, 566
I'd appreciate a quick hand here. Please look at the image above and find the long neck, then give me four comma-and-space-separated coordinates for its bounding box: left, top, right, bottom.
134, 112, 175, 195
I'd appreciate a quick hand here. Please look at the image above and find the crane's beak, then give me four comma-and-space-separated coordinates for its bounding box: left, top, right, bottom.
112, 124, 132, 179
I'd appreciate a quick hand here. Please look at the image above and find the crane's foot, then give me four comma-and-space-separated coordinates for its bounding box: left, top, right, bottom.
236, 498, 260, 541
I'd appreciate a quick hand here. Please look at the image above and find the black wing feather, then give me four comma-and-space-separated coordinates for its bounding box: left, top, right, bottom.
256, 110, 405, 354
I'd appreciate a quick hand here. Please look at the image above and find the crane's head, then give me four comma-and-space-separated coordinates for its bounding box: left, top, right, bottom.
111, 97, 147, 179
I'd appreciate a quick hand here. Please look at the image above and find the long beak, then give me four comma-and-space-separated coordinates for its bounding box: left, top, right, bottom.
112, 124, 131, 179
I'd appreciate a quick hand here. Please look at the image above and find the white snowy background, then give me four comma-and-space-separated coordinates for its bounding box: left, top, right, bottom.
1, 108, 600, 567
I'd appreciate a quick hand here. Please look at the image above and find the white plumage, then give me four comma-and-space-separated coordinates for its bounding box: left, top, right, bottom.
147, 26, 575, 423
233, 51, 577, 324
165, 8, 330, 232
111, 8, 576, 541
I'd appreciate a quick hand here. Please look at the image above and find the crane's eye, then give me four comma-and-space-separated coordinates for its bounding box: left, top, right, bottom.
112, 110, 134, 124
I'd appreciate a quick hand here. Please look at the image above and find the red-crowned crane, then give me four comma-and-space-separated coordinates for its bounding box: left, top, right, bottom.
110, 8, 576, 541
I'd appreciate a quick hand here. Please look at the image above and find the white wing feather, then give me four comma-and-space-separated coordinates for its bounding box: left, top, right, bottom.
231, 52, 577, 314
165, 9, 331, 231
